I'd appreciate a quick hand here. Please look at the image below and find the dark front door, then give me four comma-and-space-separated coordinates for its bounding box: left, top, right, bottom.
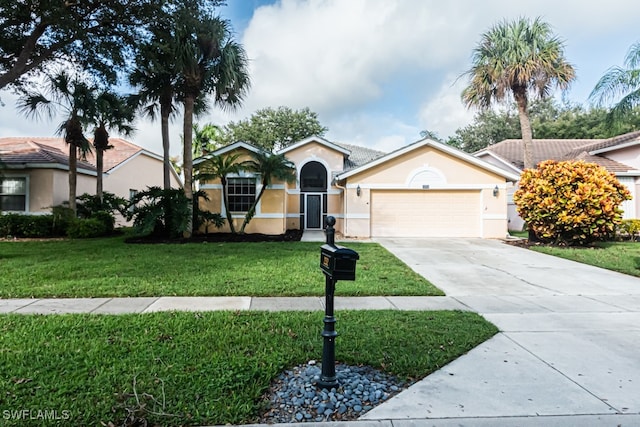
306, 194, 322, 229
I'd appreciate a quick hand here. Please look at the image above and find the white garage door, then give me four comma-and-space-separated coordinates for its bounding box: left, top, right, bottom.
371, 190, 482, 237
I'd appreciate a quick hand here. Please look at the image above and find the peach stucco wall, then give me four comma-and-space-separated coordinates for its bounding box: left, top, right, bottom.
340, 145, 509, 238
198, 147, 291, 235
105, 153, 179, 197
18, 169, 94, 212
198, 141, 511, 238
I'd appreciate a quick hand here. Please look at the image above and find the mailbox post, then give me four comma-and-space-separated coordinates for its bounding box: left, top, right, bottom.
318, 216, 359, 389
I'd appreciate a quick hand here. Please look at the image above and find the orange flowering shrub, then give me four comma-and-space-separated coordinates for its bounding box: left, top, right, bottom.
514, 160, 631, 245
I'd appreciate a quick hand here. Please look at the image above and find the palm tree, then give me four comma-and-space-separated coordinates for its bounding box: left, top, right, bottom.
194, 153, 242, 233
589, 42, 640, 126
17, 71, 93, 213
193, 122, 224, 157
91, 91, 135, 202
129, 24, 180, 191
175, 14, 250, 237
239, 151, 296, 233
462, 17, 575, 169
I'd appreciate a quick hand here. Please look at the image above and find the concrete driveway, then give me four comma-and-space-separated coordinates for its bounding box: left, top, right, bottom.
362, 238, 640, 423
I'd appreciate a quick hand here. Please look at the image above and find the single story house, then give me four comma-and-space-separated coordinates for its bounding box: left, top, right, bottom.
196, 136, 519, 238
0, 137, 181, 220
475, 130, 640, 231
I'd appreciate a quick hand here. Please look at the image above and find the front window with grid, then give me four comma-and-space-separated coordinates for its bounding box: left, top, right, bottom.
1, 177, 27, 212
227, 178, 256, 212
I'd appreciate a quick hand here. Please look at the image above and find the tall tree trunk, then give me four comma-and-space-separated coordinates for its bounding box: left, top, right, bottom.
96, 148, 104, 202
514, 90, 534, 170
68, 144, 77, 213
220, 176, 236, 234
182, 94, 195, 237
240, 181, 267, 233
160, 103, 171, 190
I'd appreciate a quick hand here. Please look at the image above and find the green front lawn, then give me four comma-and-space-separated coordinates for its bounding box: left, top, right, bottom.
531, 241, 640, 277
0, 310, 497, 426
0, 236, 441, 298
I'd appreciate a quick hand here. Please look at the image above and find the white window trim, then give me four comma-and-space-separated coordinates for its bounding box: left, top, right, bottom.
1, 174, 29, 213
226, 176, 258, 214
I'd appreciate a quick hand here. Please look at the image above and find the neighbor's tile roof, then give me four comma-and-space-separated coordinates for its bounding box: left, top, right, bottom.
480, 131, 640, 173
336, 142, 387, 171
0, 138, 96, 170
0, 137, 143, 172
481, 138, 596, 170
564, 130, 640, 157
572, 151, 635, 173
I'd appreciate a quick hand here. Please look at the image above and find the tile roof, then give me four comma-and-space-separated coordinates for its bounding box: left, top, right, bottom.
0, 138, 95, 171
480, 138, 596, 170
479, 131, 640, 174
336, 142, 387, 171
0, 137, 144, 172
571, 151, 635, 173
564, 130, 640, 157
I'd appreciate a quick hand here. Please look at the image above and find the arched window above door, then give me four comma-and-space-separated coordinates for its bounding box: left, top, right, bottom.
300, 161, 327, 192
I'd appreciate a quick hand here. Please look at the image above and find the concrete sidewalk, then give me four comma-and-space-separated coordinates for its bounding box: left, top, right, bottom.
0, 295, 468, 315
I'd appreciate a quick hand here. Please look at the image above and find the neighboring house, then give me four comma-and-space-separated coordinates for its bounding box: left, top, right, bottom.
196, 136, 519, 238
0, 137, 181, 221
475, 130, 640, 231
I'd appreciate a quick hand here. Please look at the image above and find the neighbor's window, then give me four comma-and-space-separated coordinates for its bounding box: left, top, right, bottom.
0, 177, 27, 212
227, 178, 256, 212
128, 189, 138, 212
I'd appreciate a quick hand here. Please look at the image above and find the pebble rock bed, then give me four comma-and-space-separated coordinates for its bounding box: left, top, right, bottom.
259, 361, 408, 423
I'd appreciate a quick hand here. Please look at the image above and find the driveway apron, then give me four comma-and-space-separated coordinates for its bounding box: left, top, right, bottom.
363, 238, 640, 421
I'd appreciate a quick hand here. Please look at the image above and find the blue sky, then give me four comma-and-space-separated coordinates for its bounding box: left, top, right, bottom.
1, 0, 640, 156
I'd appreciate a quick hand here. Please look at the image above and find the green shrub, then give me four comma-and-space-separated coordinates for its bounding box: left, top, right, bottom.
0, 213, 23, 237
127, 187, 224, 239
618, 219, 640, 241
76, 192, 127, 219
92, 210, 115, 233
514, 160, 631, 245
51, 205, 75, 235
0, 213, 62, 238
66, 218, 109, 239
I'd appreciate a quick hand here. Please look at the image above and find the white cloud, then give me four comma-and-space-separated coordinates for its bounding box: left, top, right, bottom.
241, 0, 479, 116
418, 76, 476, 139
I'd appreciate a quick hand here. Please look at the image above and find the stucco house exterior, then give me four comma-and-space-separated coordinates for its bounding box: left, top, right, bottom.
0, 137, 181, 218
475, 130, 640, 231
196, 136, 519, 238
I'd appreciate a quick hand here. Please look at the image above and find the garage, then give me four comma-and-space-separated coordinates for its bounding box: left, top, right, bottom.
370, 190, 482, 237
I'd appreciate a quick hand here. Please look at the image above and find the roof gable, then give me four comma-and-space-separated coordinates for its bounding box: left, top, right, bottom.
278, 136, 351, 156
193, 141, 264, 166
337, 138, 520, 182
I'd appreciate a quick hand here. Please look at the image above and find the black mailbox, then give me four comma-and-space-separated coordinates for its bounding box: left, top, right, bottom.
320, 244, 359, 281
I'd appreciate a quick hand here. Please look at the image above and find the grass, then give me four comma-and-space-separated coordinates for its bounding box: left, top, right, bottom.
0, 310, 497, 426
0, 236, 442, 298
531, 241, 640, 277
509, 230, 528, 238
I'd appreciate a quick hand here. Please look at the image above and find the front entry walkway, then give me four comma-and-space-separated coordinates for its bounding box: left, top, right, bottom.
362, 238, 640, 424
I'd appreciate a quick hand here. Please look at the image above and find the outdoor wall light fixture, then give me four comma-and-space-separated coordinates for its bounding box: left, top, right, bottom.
493, 185, 499, 197
356, 185, 361, 197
